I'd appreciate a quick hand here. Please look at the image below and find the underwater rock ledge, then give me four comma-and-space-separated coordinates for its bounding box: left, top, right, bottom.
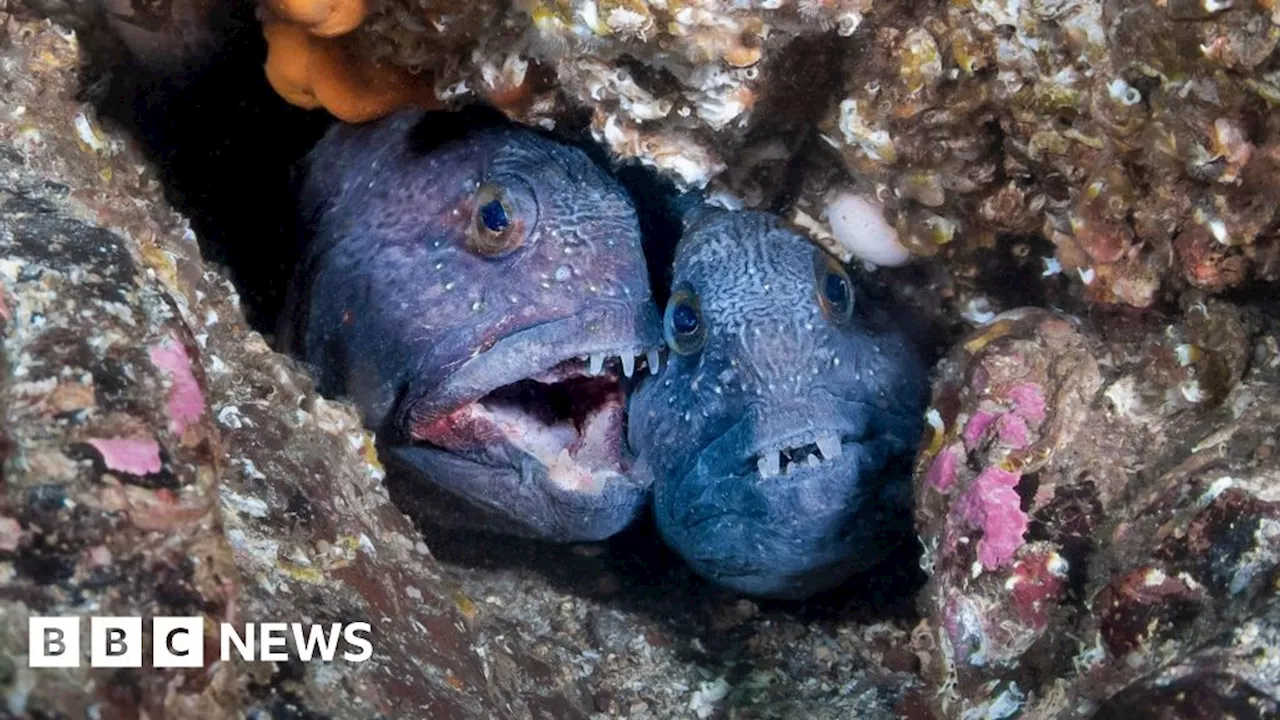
301, 0, 1278, 309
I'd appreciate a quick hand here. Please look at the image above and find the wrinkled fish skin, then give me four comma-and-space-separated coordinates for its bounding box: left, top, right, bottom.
629, 208, 928, 598
289, 109, 662, 542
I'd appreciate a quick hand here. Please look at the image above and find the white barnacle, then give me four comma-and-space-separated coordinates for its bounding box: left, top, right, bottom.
1107, 78, 1142, 106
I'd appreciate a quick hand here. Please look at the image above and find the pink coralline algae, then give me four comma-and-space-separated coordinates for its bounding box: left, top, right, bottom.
1007, 384, 1046, 425
87, 437, 164, 475
957, 467, 1028, 571
148, 336, 206, 436
911, 310, 1103, 716
912, 303, 1280, 719
925, 443, 960, 492
961, 382, 1047, 452
994, 413, 1030, 449
961, 411, 997, 450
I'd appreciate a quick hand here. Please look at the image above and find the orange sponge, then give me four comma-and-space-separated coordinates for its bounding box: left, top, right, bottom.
263, 22, 438, 123
264, 0, 367, 37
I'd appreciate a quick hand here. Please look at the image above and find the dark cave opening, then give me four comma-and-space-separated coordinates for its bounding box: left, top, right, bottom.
94, 0, 332, 336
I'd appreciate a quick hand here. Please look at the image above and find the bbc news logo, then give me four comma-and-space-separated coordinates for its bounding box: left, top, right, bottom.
28, 617, 373, 668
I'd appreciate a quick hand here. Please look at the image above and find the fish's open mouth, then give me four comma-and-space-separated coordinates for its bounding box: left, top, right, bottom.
411, 352, 658, 493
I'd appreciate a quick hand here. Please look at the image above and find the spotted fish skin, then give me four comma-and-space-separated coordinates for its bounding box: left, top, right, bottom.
289, 109, 662, 542
628, 208, 928, 598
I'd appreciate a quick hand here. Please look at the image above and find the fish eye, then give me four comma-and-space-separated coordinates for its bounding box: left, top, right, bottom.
815, 252, 855, 324
664, 284, 707, 356
479, 198, 509, 232
467, 183, 525, 257
672, 304, 698, 334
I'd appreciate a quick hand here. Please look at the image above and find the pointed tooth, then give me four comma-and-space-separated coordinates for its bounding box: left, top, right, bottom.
816, 433, 842, 460
757, 451, 780, 478
806, 454, 820, 467
621, 353, 635, 378
588, 353, 605, 375
647, 348, 661, 375
756, 456, 772, 478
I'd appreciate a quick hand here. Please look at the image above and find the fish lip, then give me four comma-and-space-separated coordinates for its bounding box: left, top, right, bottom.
689, 402, 920, 481
404, 300, 662, 428
385, 443, 652, 541
655, 438, 885, 596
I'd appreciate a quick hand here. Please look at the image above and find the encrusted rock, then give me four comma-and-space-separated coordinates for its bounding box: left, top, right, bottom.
217, 0, 1280, 304
814, 1, 1279, 307
912, 303, 1280, 717
29, 0, 1278, 303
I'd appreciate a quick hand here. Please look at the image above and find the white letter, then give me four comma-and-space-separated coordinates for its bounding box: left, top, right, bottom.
292, 623, 342, 662
152, 617, 204, 668
91, 617, 141, 667
220, 623, 254, 661
259, 623, 289, 662
342, 622, 372, 662
29, 617, 80, 668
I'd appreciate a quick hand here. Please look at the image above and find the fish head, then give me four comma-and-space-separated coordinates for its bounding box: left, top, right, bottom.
628, 209, 928, 597
296, 110, 662, 541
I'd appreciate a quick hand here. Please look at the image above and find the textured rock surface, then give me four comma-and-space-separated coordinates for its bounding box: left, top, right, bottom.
240, 0, 1280, 307
913, 302, 1280, 718
398, 530, 925, 720
0, 11, 239, 716
812, 1, 1280, 306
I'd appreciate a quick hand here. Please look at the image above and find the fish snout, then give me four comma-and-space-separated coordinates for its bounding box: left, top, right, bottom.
408, 298, 663, 425
654, 433, 903, 598
648, 400, 914, 597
